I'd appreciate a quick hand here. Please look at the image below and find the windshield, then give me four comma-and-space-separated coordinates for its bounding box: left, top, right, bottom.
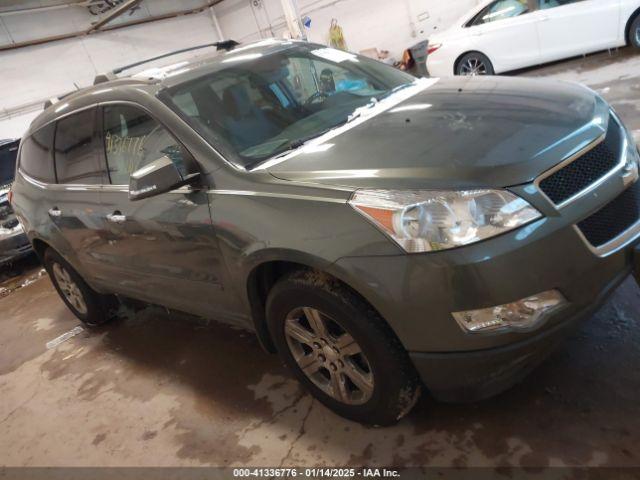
160, 44, 415, 168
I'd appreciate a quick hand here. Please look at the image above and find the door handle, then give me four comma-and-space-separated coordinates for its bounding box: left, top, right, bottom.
48, 207, 61, 218
106, 212, 127, 224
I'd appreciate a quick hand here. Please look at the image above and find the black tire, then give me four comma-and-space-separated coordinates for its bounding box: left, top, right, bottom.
266, 270, 420, 426
43, 248, 116, 327
456, 52, 495, 76
630, 15, 640, 48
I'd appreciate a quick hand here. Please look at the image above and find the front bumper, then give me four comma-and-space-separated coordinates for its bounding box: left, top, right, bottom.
0, 230, 32, 265
409, 267, 629, 402
333, 215, 639, 353
425, 55, 451, 78
332, 173, 640, 400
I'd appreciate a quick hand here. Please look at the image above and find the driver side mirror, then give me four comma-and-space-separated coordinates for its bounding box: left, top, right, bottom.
129, 156, 200, 201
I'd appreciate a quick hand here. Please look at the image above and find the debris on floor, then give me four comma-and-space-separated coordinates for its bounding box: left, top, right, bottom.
0, 265, 46, 299
46, 325, 85, 350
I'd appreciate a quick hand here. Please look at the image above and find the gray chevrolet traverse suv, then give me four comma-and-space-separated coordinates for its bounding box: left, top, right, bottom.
11, 40, 640, 425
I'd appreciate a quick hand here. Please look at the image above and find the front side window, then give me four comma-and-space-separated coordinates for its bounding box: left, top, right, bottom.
469, 0, 530, 26
19, 123, 56, 183
54, 108, 104, 185
103, 105, 191, 185
538, 0, 583, 10
161, 45, 415, 168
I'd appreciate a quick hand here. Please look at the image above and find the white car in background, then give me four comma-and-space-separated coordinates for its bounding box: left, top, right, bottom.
426, 0, 640, 76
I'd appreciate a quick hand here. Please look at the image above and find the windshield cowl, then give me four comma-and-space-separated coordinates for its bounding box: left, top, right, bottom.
251, 77, 439, 171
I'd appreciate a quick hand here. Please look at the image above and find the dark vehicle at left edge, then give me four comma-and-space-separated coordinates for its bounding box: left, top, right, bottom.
0, 139, 32, 266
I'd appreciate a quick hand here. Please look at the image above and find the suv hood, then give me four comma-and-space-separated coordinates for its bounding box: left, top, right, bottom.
266, 76, 609, 191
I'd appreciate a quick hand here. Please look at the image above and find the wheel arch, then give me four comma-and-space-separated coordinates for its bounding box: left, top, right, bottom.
625, 6, 640, 45
30, 236, 76, 271
29, 236, 103, 293
31, 237, 50, 262
244, 250, 397, 355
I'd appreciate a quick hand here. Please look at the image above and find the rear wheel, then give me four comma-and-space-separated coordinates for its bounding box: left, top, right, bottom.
266, 270, 420, 425
44, 249, 116, 327
456, 52, 494, 76
630, 15, 640, 48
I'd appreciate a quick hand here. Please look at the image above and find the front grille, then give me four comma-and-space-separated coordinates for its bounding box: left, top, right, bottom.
540, 115, 624, 205
577, 181, 640, 248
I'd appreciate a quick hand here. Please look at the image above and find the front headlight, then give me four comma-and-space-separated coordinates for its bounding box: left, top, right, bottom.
349, 189, 542, 253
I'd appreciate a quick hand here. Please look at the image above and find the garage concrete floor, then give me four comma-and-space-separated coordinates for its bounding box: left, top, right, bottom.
1, 48, 640, 469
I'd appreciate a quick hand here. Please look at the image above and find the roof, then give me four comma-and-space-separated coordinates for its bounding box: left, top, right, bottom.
139, 38, 306, 88
27, 78, 159, 135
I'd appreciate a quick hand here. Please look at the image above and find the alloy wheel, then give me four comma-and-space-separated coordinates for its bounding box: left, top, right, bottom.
52, 262, 88, 315
460, 57, 488, 76
284, 307, 374, 405
636, 26, 640, 46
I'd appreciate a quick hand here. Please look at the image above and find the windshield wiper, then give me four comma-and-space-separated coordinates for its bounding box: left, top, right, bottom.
375, 82, 414, 101
273, 126, 340, 157
249, 118, 352, 168
245, 93, 400, 170
246, 86, 417, 170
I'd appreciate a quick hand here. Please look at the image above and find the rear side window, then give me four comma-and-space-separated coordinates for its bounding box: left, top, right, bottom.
539, 0, 583, 9
103, 104, 191, 185
468, 0, 530, 26
19, 124, 56, 183
54, 108, 105, 185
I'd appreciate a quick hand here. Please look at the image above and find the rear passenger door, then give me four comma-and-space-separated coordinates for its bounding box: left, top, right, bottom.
49, 107, 109, 279
95, 103, 233, 320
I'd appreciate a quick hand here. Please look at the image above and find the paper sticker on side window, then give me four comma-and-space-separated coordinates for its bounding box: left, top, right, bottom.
311, 48, 357, 63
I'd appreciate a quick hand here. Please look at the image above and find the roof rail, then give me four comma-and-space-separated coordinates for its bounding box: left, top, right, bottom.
94, 40, 240, 85
43, 90, 78, 110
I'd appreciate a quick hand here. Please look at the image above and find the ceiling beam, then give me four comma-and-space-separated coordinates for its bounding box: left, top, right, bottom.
0, 1, 88, 17
0, 0, 226, 52
86, 0, 143, 33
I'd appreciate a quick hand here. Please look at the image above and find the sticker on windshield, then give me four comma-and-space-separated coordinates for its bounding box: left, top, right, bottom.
311, 48, 357, 63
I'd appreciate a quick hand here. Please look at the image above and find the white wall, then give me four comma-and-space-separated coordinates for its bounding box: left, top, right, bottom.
0, 2, 221, 138
0, 0, 482, 138
214, 0, 483, 59
0, 0, 210, 46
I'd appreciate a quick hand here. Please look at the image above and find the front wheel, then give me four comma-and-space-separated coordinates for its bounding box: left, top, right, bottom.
456, 52, 494, 76
44, 249, 117, 327
266, 270, 420, 425
630, 16, 640, 49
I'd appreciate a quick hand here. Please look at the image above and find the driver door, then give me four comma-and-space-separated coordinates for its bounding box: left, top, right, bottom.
466, 0, 541, 72
94, 103, 233, 320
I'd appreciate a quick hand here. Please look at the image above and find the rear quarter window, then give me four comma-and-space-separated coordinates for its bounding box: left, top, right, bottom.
19, 124, 56, 183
